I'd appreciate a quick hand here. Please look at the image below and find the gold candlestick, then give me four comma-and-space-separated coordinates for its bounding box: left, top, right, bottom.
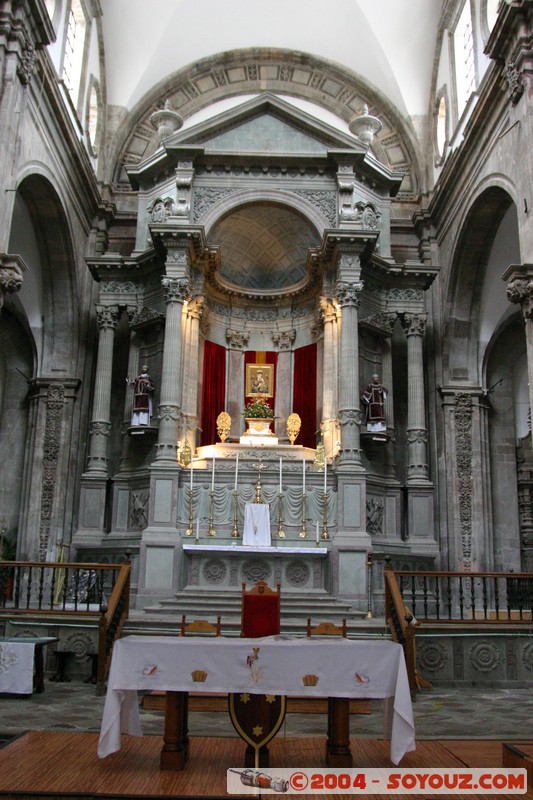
321, 492, 330, 540
185, 489, 194, 536
207, 490, 216, 536
298, 492, 308, 539
231, 490, 240, 538
276, 493, 286, 538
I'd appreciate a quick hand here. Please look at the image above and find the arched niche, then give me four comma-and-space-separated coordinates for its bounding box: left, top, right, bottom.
8, 175, 79, 375
443, 186, 519, 385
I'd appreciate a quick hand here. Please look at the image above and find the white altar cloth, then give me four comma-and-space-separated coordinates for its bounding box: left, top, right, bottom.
242, 503, 271, 546
0, 641, 35, 694
98, 635, 415, 765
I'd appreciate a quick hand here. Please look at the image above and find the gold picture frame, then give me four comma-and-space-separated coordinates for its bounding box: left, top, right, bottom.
245, 363, 273, 397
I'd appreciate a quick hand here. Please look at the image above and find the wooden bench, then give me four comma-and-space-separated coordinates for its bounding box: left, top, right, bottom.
502, 742, 533, 787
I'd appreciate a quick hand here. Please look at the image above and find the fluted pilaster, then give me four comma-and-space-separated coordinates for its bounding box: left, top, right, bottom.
86, 305, 120, 475
155, 276, 190, 462
320, 296, 340, 459
335, 278, 364, 467
504, 265, 533, 440
401, 312, 429, 482
181, 295, 204, 451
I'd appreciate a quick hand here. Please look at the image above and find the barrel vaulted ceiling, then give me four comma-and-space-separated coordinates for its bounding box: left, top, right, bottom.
101, 1, 445, 199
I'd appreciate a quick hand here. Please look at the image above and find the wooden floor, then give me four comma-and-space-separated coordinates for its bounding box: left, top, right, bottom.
0, 731, 531, 799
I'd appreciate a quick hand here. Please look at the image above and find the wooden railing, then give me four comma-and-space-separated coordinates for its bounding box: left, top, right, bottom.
383, 564, 420, 695
384, 565, 533, 695
393, 570, 533, 623
0, 560, 131, 694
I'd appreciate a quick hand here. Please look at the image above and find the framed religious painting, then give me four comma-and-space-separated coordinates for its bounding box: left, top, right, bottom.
245, 363, 273, 397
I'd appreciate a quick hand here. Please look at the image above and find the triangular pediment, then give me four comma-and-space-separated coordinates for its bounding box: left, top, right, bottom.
166, 93, 365, 156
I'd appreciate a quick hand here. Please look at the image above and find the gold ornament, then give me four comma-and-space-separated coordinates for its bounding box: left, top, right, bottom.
191, 670, 208, 682
178, 438, 191, 466
287, 412, 301, 445
216, 411, 231, 442
302, 674, 319, 686
314, 441, 325, 471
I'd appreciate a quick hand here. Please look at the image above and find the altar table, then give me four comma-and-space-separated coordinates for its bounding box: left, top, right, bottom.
97, 635, 415, 768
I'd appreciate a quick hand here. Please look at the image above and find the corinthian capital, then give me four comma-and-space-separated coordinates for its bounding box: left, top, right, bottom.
95, 305, 120, 330
334, 280, 364, 309
401, 312, 427, 337
319, 296, 338, 324
161, 276, 190, 304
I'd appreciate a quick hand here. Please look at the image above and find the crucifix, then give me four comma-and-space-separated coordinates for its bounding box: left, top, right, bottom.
252, 456, 267, 504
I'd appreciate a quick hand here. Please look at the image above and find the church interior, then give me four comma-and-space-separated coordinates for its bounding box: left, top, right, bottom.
1, 0, 533, 742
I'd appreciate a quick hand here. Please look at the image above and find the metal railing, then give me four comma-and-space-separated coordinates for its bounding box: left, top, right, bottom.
0, 560, 131, 694
393, 570, 533, 623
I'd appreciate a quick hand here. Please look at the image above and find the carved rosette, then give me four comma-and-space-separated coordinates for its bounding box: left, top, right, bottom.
455, 393, 473, 568
161, 276, 190, 304
95, 305, 119, 330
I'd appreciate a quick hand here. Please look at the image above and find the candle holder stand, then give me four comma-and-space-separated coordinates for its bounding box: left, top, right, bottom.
366, 554, 373, 618
321, 492, 330, 540
231, 490, 240, 538
298, 492, 308, 539
185, 489, 194, 536
276, 493, 286, 538
207, 490, 216, 537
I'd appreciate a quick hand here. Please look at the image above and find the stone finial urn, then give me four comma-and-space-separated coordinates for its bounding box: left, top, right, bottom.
150, 100, 183, 141
349, 104, 382, 146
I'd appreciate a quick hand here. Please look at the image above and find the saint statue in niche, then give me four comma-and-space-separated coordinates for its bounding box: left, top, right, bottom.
127, 365, 155, 426
361, 373, 388, 432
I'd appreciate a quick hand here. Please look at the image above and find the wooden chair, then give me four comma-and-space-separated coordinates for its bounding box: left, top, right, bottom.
180, 615, 221, 636
306, 618, 347, 637
241, 580, 281, 638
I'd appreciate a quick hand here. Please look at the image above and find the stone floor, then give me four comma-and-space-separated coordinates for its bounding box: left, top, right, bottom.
1, 681, 532, 742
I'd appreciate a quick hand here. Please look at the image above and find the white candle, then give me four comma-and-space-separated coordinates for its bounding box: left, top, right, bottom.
196, 518, 199, 540
190, 459, 193, 491
234, 453, 239, 491
211, 455, 216, 491
316, 521, 319, 542
324, 458, 327, 494
279, 457, 283, 493
302, 460, 306, 493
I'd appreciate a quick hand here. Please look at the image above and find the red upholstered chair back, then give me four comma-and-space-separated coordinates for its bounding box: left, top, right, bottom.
241, 580, 281, 637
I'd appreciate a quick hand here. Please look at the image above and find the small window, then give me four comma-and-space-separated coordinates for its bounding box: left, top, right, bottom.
63, 0, 87, 106
86, 80, 101, 157
485, 0, 499, 33
453, 0, 476, 116
436, 94, 448, 163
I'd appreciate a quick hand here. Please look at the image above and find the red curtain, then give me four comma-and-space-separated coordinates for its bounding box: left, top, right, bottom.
200, 341, 226, 446
292, 343, 317, 448
244, 351, 278, 416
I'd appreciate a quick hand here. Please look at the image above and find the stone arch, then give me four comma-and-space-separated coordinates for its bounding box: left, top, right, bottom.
9, 174, 79, 375
443, 185, 518, 385
109, 48, 423, 199
198, 187, 330, 237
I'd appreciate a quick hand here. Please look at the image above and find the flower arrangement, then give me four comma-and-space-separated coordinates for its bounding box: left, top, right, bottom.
241, 397, 274, 419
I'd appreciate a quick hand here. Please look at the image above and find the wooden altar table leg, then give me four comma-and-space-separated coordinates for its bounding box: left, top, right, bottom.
33, 645, 45, 694
160, 691, 188, 770
326, 697, 353, 767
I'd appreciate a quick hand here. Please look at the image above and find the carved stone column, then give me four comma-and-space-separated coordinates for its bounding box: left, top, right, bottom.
272, 329, 296, 442
117, 310, 140, 473
155, 276, 190, 462
504, 265, 533, 435
320, 297, 340, 460
381, 333, 397, 478
181, 295, 204, 451
334, 273, 364, 468
401, 312, 430, 482
85, 305, 120, 475
226, 329, 249, 440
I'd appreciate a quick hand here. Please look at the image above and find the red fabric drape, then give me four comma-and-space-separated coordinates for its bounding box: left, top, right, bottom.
244, 351, 278, 417
292, 343, 317, 448
200, 341, 226, 446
